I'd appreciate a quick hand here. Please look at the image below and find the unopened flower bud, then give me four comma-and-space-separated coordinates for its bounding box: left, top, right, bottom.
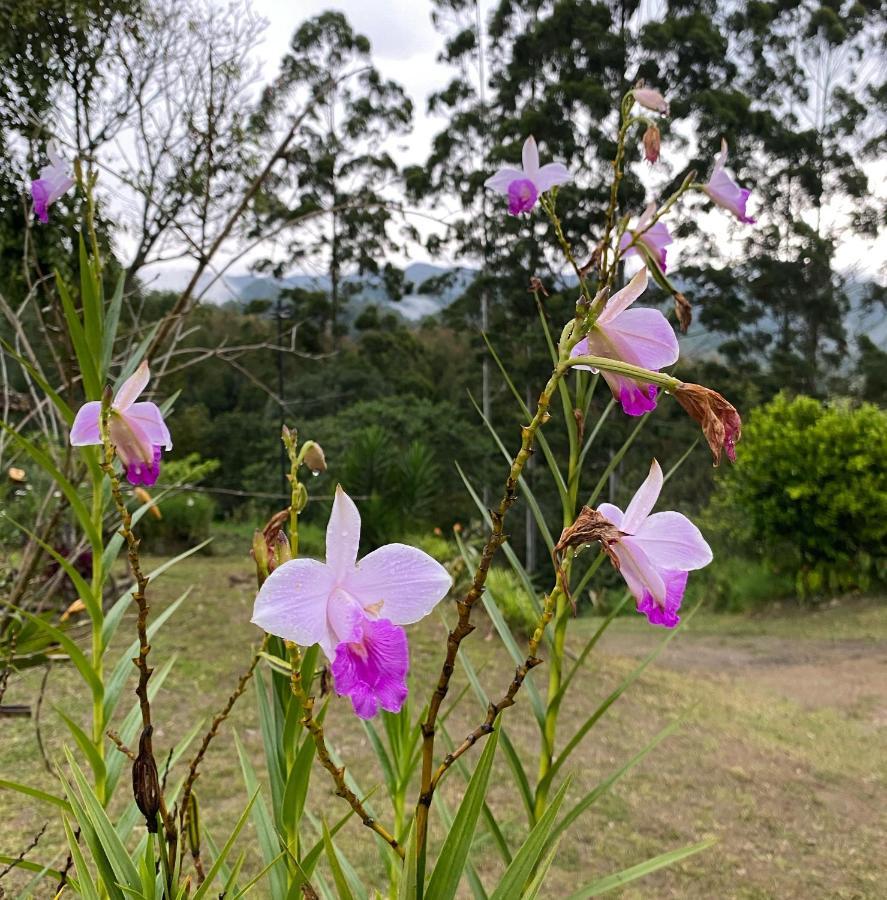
251, 529, 269, 580
633, 86, 669, 116
674, 383, 742, 465
273, 531, 292, 569
643, 124, 661, 163
301, 441, 326, 475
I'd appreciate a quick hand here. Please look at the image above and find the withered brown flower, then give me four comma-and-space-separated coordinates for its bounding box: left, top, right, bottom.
674, 383, 742, 465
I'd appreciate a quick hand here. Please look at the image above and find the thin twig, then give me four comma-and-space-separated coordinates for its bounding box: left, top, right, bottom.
0, 823, 47, 882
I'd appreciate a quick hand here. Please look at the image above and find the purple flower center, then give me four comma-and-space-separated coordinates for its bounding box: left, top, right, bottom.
31, 180, 50, 224
126, 446, 162, 487
507, 178, 538, 216
331, 616, 409, 719
619, 383, 658, 417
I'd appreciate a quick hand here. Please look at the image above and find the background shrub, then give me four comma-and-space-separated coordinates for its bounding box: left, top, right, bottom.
709, 393, 887, 597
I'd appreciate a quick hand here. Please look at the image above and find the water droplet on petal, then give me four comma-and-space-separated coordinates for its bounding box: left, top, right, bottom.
311, 469, 321, 477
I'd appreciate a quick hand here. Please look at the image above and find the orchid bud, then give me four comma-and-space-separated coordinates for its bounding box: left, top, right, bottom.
673, 383, 742, 465
251, 529, 269, 580
273, 530, 292, 569
301, 441, 327, 475
643, 124, 661, 163
633, 87, 669, 116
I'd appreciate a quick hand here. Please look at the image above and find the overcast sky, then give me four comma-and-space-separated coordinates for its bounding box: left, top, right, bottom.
143, 1, 886, 293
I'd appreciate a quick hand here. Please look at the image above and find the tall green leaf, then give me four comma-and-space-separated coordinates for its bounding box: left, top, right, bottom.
425, 725, 500, 900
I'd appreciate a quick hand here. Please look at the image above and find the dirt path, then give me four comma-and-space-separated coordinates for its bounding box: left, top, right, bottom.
597, 626, 887, 728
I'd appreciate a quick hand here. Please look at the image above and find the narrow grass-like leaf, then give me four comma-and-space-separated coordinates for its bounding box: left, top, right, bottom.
0, 336, 74, 423
102, 272, 126, 377
322, 820, 356, 900
56, 274, 100, 397
101, 540, 210, 649
483, 334, 569, 504
396, 822, 418, 900
79, 235, 103, 364
281, 732, 316, 837
192, 789, 259, 900
0, 855, 63, 883
64, 749, 140, 889
430, 783, 489, 900
63, 817, 99, 900
426, 725, 500, 900
234, 731, 288, 898
585, 413, 650, 507
19, 610, 102, 700
489, 776, 572, 900
103, 589, 191, 722
1, 423, 101, 551
0, 779, 69, 811
548, 717, 683, 850
521, 837, 560, 899
566, 838, 716, 898
538, 602, 699, 797
577, 398, 616, 470
56, 707, 106, 783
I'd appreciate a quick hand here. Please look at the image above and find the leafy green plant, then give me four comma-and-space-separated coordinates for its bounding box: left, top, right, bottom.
711, 393, 887, 596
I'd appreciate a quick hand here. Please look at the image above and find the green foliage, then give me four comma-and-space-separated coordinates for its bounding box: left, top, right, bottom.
711, 393, 887, 595
486, 567, 538, 637
686, 555, 795, 613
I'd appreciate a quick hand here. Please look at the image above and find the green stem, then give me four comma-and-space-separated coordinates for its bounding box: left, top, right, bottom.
568, 355, 681, 392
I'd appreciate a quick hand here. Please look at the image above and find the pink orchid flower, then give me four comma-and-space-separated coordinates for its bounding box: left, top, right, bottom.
485, 136, 571, 215
619, 203, 673, 273
632, 87, 669, 116
70, 361, 172, 486
570, 267, 678, 416
31, 144, 75, 224
599, 459, 712, 627
251, 486, 452, 719
704, 139, 756, 224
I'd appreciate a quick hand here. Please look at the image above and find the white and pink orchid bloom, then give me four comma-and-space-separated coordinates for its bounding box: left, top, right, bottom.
619, 203, 673, 273
704, 139, 755, 224
599, 459, 712, 627
70, 361, 172, 486
31, 144, 75, 224
570, 268, 678, 416
632, 87, 669, 116
252, 486, 452, 719
485, 136, 572, 215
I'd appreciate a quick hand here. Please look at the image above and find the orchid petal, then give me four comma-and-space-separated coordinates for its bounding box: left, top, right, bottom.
326, 587, 365, 652
614, 539, 666, 607
251, 558, 336, 649
69, 401, 102, 446
108, 413, 154, 467
114, 362, 150, 411
326, 485, 361, 578
346, 543, 451, 625
126, 402, 172, 450
622, 459, 663, 533
601, 371, 658, 416
534, 162, 571, 192
485, 167, 524, 194
597, 502, 624, 529
594, 308, 679, 371
522, 136, 540, 176
633, 511, 713, 570
332, 617, 409, 719
597, 268, 648, 324
636, 569, 687, 627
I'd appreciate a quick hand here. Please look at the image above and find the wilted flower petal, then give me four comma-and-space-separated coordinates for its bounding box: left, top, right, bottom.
674, 382, 742, 464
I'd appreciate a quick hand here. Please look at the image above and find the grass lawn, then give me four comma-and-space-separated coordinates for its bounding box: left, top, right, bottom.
1, 550, 885, 898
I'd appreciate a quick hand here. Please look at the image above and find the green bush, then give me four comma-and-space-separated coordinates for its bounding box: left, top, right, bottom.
685, 556, 795, 613
710, 393, 887, 597
139, 491, 216, 552
485, 567, 538, 636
